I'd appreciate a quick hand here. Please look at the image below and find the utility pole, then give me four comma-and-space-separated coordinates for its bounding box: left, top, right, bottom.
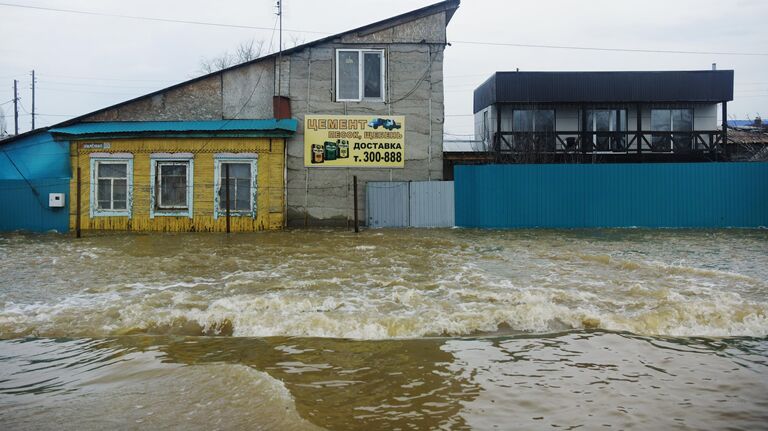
13, 79, 18, 135
30, 70, 36, 130
276, 0, 282, 97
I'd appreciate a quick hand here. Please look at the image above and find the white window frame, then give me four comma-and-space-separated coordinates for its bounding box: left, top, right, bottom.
89, 153, 133, 218
335, 49, 386, 102
150, 153, 194, 219
213, 153, 259, 219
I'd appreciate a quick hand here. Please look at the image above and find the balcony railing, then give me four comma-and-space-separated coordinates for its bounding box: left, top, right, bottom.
495, 131, 724, 154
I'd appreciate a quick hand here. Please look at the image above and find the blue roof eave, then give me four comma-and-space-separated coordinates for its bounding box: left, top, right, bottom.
49, 119, 298, 136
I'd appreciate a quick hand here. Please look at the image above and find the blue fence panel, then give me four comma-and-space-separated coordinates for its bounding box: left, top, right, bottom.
0, 178, 70, 232
455, 163, 768, 228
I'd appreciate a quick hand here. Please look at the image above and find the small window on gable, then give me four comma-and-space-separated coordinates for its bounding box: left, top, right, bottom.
336, 49, 385, 102
89, 153, 133, 218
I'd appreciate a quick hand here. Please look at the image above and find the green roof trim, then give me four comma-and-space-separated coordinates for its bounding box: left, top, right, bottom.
49, 119, 297, 137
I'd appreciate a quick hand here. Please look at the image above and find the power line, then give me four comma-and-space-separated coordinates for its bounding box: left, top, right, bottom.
1, 149, 43, 206
192, 15, 280, 156
38, 73, 176, 83
36, 86, 146, 96
41, 80, 165, 90
38, 113, 78, 117
0, 2, 328, 35
451, 40, 768, 57
3, 2, 765, 57
17, 98, 29, 114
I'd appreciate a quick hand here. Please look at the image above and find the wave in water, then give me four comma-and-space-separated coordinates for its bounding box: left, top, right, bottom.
1, 273, 766, 339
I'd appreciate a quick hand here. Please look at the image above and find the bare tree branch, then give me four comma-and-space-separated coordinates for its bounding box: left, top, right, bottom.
199, 39, 265, 74
288, 34, 305, 49
0, 107, 8, 138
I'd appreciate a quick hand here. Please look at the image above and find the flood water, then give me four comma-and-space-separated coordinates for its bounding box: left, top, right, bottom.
0, 229, 766, 430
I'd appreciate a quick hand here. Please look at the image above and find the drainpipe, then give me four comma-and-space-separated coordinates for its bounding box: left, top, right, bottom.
426, 45, 433, 181
722, 101, 728, 160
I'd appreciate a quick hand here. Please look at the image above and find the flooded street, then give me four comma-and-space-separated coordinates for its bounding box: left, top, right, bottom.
1, 229, 767, 430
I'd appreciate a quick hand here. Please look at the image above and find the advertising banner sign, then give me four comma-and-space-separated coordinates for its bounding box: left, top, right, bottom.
304, 115, 405, 168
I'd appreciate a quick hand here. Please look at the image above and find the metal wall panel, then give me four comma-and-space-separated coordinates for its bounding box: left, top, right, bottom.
366, 182, 409, 228
0, 132, 70, 180
409, 181, 454, 227
366, 181, 455, 228
455, 163, 768, 228
0, 178, 70, 232
474, 71, 734, 113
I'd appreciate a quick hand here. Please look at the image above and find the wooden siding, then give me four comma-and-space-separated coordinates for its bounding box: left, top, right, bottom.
69, 138, 285, 232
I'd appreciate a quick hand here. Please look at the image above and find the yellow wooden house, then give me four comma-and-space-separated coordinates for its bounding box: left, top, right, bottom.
50, 120, 296, 232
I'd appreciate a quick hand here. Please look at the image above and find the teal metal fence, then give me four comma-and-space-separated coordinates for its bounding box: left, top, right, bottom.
0, 131, 71, 232
0, 178, 70, 232
455, 163, 768, 228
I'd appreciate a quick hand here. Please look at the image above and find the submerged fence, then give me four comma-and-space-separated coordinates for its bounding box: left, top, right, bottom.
455, 163, 768, 228
366, 181, 454, 228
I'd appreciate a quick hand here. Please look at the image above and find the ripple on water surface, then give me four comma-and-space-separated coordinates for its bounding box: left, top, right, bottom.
0, 333, 766, 430
0, 229, 767, 430
0, 229, 766, 339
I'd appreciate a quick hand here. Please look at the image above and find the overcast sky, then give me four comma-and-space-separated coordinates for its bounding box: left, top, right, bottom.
1, 0, 766, 137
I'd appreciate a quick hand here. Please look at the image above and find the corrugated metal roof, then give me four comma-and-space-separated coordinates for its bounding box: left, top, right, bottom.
473, 70, 734, 113
49, 119, 297, 135
728, 120, 756, 127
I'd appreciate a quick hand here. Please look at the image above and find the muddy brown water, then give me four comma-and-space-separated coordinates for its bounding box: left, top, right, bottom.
0, 229, 766, 430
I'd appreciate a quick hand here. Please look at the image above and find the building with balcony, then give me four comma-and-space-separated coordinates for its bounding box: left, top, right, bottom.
473, 70, 734, 163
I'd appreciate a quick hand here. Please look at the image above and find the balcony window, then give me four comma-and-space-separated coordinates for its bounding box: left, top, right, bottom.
586, 109, 627, 151
651, 109, 693, 151
510, 109, 555, 151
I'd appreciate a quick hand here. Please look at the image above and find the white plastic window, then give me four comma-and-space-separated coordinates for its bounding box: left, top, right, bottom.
336, 49, 385, 102
96, 162, 128, 210
218, 163, 251, 212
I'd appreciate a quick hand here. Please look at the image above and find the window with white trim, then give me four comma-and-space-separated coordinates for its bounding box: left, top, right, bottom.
336, 49, 385, 102
89, 153, 133, 218
157, 163, 189, 209
150, 154, 194, 218
214, 154, 258, 219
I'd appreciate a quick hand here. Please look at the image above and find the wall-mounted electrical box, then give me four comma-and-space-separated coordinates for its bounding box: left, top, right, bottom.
49, 193, 65, 208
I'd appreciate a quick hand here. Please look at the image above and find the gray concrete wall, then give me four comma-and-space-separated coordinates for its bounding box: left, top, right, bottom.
222, 58, 275, 119
284, 41, 446, 226
282, 14, 448, 227
77, 9, 452, 227
86, 75, 223, 121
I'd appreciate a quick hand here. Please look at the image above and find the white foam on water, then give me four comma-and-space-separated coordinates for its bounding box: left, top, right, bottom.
1, 231, 766, 340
